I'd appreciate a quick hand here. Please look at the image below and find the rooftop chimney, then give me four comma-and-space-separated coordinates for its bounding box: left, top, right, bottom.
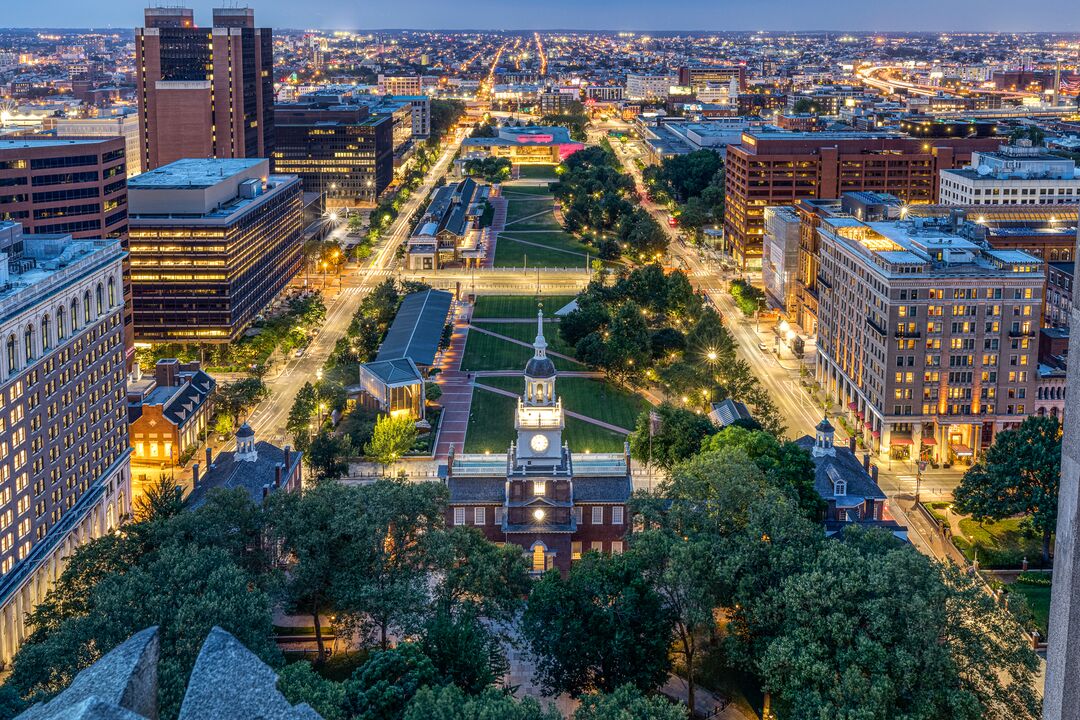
192, 462, 200, 487
206, 446, 213, 470
283, 445, 292, 471
863, 453, 870, 472
274, 463, 282, 489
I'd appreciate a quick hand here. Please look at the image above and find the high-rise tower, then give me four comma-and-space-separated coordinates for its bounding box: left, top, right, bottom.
135, 6, 274, 171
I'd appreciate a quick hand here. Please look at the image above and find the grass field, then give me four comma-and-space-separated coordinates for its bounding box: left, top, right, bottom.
503, 206, 565, 231
500, 185, 553, 197
460, 330, 581, 371
479, 375, 649, 432
494, 233, 593, 268
515, 164, 558, 180
472, 294, 577, 319
504, 198, 556, 224
464, 386, 627, 453
954, 516, 1047, 568
1009, 583, 1051, 637
470, 321, 578, 357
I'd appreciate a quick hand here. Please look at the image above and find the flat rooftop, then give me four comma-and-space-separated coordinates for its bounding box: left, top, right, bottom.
129, 158, 267, 190
0, 137, 115, 150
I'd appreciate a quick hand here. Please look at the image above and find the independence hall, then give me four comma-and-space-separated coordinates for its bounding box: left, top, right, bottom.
127, 158, 303, 343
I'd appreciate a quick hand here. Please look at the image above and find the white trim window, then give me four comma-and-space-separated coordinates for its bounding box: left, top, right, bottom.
611, 541, 624, 554
453, 507, 465, 526
573, 506, 583, 525
612, 506, 624, 525
591, 541, 603, 552
494, 506, 504, 524
474, 507, 486, 525
591, 506, 603, 525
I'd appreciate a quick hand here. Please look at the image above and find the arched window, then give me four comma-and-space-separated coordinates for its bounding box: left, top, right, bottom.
6, 334, 16, 376
23, 325, 34, 362
833, 479, 847, 497
96, 284, 104, 315
71, 299, 80, 330
83, 291, 91, 324
56, 306, 66, 340
107, 277, 116, 307
41, 315, 50, 352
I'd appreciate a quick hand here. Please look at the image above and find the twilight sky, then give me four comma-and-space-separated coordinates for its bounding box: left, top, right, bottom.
5, 0, 1080, 32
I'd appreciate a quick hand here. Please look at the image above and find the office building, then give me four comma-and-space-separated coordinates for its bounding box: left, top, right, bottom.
814, 211, 1044, 465
273, 103, 393, 208
446, 313, 631, 573
51, 113, 143, 177
762, 205, 801, 315
0, 223, 131, 666
678, 65, 747, 92
135, 6, 274, 171
1046, 262, 1074, 329
939, 141, 1080, 206
0, 137, 128, 239
724, 130, 1000, 268
625, 73, 676, 101
460, 126, 584, 165
377, 74, 422, 96
127, 159, 303, 343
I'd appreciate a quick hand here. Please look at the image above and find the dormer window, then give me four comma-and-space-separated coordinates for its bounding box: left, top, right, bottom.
833, 479, 847, 497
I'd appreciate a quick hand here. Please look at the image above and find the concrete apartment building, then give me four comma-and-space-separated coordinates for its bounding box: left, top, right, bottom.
939, 141, 1080, 206
377, 74, 423, 96
50, 113, 143, 177
273, 103, 394, 208
127, 159, 303, 343
625, 73, 676, 101
814, 212, 1044, 465
678, 64, 747, 92
723, 130, 1001, 269
0, 222, 131, 666
134, 6, 274, 171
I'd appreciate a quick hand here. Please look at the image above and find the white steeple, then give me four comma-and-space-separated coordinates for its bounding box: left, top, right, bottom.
533, 307, 548, 357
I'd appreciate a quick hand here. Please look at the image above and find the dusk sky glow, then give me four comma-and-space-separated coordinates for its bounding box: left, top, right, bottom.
6, 0, 1080, 32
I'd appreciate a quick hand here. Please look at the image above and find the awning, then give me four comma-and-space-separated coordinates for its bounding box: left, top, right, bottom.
951, 444, 974, 457
864, 421, 873, 429
891, 435, 913, 446
848, 401, 858, 411
872, 430, 881, 438
921, 436, 937, 446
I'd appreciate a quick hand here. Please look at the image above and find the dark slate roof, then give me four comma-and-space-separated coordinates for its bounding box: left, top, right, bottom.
816, 416, 834, 432
143, 370, 215, 428
236, 422, 254, 438
794, 436, 887, 502
376, 289, 454, 367
188, 441, 301, 509
571, 476, 632, 503
360, 358, 423, 386
524, 355, 556, 378
448, 476, 506, 503
708, 398, 752, 427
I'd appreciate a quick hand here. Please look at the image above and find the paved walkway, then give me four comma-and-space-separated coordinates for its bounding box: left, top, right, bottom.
504, 207, 556, 228
433, 305, 474, 460
662, 677, 756, 720
483, 196, 507, 269
474, 382, 633, 434
467, 324, 584, 365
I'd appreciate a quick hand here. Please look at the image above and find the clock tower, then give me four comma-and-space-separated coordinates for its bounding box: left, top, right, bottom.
515, 308, 564, 463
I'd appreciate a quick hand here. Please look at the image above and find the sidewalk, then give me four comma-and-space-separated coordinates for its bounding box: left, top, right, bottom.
433, 304, 474, 459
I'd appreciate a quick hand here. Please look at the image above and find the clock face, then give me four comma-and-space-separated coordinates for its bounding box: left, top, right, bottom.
530, 434, 549, 453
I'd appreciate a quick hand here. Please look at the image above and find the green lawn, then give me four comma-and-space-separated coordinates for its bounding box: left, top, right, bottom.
460, 330, 580, 371
472, 294, 577, 319
954, 516, 1047, 569
504, 198, 555, 224
469, 321, 578, 358
494, 232, 594, 268
479, 375, 649, 432
515, 164, 558, 180
500, 185, 553, 197
464, 386, 627, 454
504, 207, 564, 231
1009, 582, 1051, 637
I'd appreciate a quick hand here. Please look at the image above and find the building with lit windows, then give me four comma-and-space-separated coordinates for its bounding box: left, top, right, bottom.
460, 126, 584, 165
939, 141, 1080, 206
134, 6, 274, 171
273, 103, 393, 208
127, 158, 303, 343
0, 222, 131, 667
814, 212, 1044, 466
446, 312, 631, 574
724, 130, 1000, 269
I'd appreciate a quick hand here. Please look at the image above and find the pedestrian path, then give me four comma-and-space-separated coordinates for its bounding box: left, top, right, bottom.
504, 207, 556, 228
483, 196, 507, 269
467, 323, 584, 365
434, 307, 474, 460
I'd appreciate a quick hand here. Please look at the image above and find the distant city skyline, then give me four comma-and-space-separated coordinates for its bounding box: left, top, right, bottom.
4, 0, 1080, 33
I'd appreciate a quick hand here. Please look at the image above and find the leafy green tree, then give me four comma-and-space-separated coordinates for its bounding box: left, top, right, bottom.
522, 551, 674, 697
574, 685, 689, 720
132, 472, 184, 523
268, 481, 366, 663
346, 643, 439, 720
628, 403, 716, 471
954, 416, 1061, 564
701, 426, 826, 521
277, 661, 348, 720
365, 414, 419, 470
217, 377, 268, 429
403, 685, 561, 720
335, 480, 448, 650
288, 382, 320, 451
308, 431, 355, 482
559, 297, 610, 347
420, 609, 508, 695
758, 529, 1040, 720
426, 526, 530, 619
